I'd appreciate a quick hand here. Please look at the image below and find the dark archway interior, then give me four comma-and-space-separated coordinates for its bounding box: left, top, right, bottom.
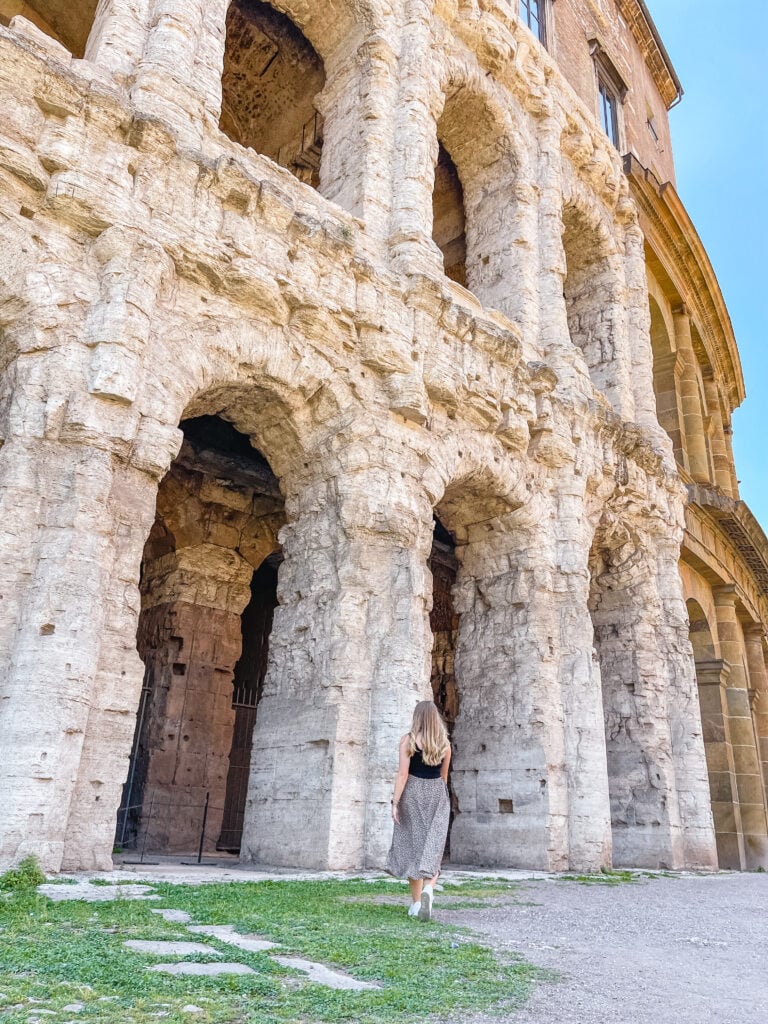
432, 143, 467, 287
221, 0, 326, 189
117, 415, 283, 857
0, 0, 98, 56
429, 514, 459, 857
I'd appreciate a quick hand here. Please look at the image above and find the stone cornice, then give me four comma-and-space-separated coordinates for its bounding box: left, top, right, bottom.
688, 482, 768, 616
624, 155, 745, 412
614, 0, 683, 109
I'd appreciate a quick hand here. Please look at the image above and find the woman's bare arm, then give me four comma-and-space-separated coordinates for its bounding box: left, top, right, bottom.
392, 735, 411, 822
440, 745, 452, 783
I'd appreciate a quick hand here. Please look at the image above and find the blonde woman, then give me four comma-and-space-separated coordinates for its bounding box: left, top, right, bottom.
387, 700, 451, 921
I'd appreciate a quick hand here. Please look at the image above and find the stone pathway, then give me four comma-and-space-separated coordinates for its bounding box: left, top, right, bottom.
40, 878, 380, 992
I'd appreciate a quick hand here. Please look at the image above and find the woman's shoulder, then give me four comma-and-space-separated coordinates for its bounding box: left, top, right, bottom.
399, 733, 411, 747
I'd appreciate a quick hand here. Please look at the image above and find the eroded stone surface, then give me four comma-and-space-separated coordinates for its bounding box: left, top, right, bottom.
39, 883, 158, 903
187, 925, 276, 952
149, 963, 255, 977
272, 955, 380, 991
151, 909, 192, 924
4, 0, 763, 884
124, 940, 220, 956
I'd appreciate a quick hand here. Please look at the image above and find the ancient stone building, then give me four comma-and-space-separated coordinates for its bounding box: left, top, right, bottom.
0, 0, 766, 875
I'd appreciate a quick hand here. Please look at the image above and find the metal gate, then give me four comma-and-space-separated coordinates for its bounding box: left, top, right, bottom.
217, 685, 259, 852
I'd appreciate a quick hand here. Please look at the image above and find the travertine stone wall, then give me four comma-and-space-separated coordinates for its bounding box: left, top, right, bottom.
0, 0, 719, 873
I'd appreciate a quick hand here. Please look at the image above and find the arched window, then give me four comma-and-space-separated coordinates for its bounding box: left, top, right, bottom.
648, 296, 685, 464
221, 0, 326, 189
432, 144, 467, 287
0, 0, 98, 56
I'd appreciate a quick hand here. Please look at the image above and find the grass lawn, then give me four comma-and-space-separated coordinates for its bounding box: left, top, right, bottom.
0, 862, 538, 1024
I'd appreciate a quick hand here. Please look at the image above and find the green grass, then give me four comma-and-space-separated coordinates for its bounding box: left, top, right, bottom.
557, 868, 675, 886
0, 875, 538, 1024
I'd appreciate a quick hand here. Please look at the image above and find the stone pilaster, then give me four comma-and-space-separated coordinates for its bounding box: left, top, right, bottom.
695, 660, 744, 869
744, 626, 768, 799
240, 465, 432, 870
673, 305, 710, 483
0, 430, 160, 872
84, 0, 152, 84
651, 349, 686, 468
450, 504, 611, 872
712, 586, 768, 869
591, 529, 716, 869
701, 376, 736, 498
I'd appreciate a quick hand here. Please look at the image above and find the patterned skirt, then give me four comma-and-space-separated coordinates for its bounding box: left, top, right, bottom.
386, 775, 450, 880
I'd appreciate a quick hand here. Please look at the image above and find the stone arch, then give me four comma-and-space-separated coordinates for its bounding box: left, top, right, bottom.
433, 61, 534, 323
0, 0, 98, 56
561, 197, 632, 416
220, 1, 327, 190
649, 294, 685, 461
121, 412, 286, 856
213, 0, 385, 215
419, 439, 596, 870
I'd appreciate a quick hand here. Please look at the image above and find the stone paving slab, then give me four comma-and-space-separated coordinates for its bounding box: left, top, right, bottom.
124, 940, 221, 956
271, 955, 380, 991
39, 882, 159, 902
151, 909, 192, 923
149, 962, 255, 976
187, 924, 276, 952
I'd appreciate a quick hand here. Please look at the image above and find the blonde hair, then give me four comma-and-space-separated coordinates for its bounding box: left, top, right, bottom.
407, 701, 449, 766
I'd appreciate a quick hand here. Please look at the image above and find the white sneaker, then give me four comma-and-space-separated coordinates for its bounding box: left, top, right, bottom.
407, 901, 421, 917
418, 886, 433, 921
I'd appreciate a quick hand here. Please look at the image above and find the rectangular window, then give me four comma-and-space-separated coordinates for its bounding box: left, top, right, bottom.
520, 0, 547, 47
598, 76, 619, 148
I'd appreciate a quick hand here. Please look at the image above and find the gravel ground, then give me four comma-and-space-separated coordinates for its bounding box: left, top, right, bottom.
441, 873, 768, 1024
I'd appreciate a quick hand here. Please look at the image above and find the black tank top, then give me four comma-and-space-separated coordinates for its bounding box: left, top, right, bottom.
409, 745, 442, 779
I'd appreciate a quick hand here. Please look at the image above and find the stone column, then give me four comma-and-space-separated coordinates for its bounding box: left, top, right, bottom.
127, 546, 252, 856
673, 306, 710, 483
744, 626, 768, 798
702, 376, 736, 497
131, 0, 212, 149
0, 417, 165, 872
240, 465, 432, 870
651, 350, 687, 467
388, 0, 443, 272
591, 530, 716, 869
695, 659, 744, 869
84, 0, 152, 84
449, 503, 611, 872
316, 35, 397, 235
712, 585, 768, 869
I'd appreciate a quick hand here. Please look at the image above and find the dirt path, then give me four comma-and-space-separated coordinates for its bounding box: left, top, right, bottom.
444, 873, 768, 1024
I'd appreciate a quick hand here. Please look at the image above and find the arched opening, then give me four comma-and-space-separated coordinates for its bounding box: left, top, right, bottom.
117, 414, 285, 859
562, 205, 629, 413
0, 0, 98, 56
432, 144, 467, 287
429, 514, 459, 856
686, 597, 741, 869
649, 296, 685, 464
221, 0, 326, 189
431, 80, 524, 319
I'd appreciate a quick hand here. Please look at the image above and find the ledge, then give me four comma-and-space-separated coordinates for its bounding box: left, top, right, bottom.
688, 482, 768, 598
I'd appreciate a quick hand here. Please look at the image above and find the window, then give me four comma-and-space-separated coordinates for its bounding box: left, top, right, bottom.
589, 39, 627, 151
520, 0, 546, 46
598, 76, 620, 147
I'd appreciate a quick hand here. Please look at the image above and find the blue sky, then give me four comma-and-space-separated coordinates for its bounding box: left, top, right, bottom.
646, 0, 768, 529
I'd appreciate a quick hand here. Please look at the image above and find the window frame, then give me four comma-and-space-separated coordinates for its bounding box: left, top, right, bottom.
589, 38, 628, 152
519, 0, 548, 48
